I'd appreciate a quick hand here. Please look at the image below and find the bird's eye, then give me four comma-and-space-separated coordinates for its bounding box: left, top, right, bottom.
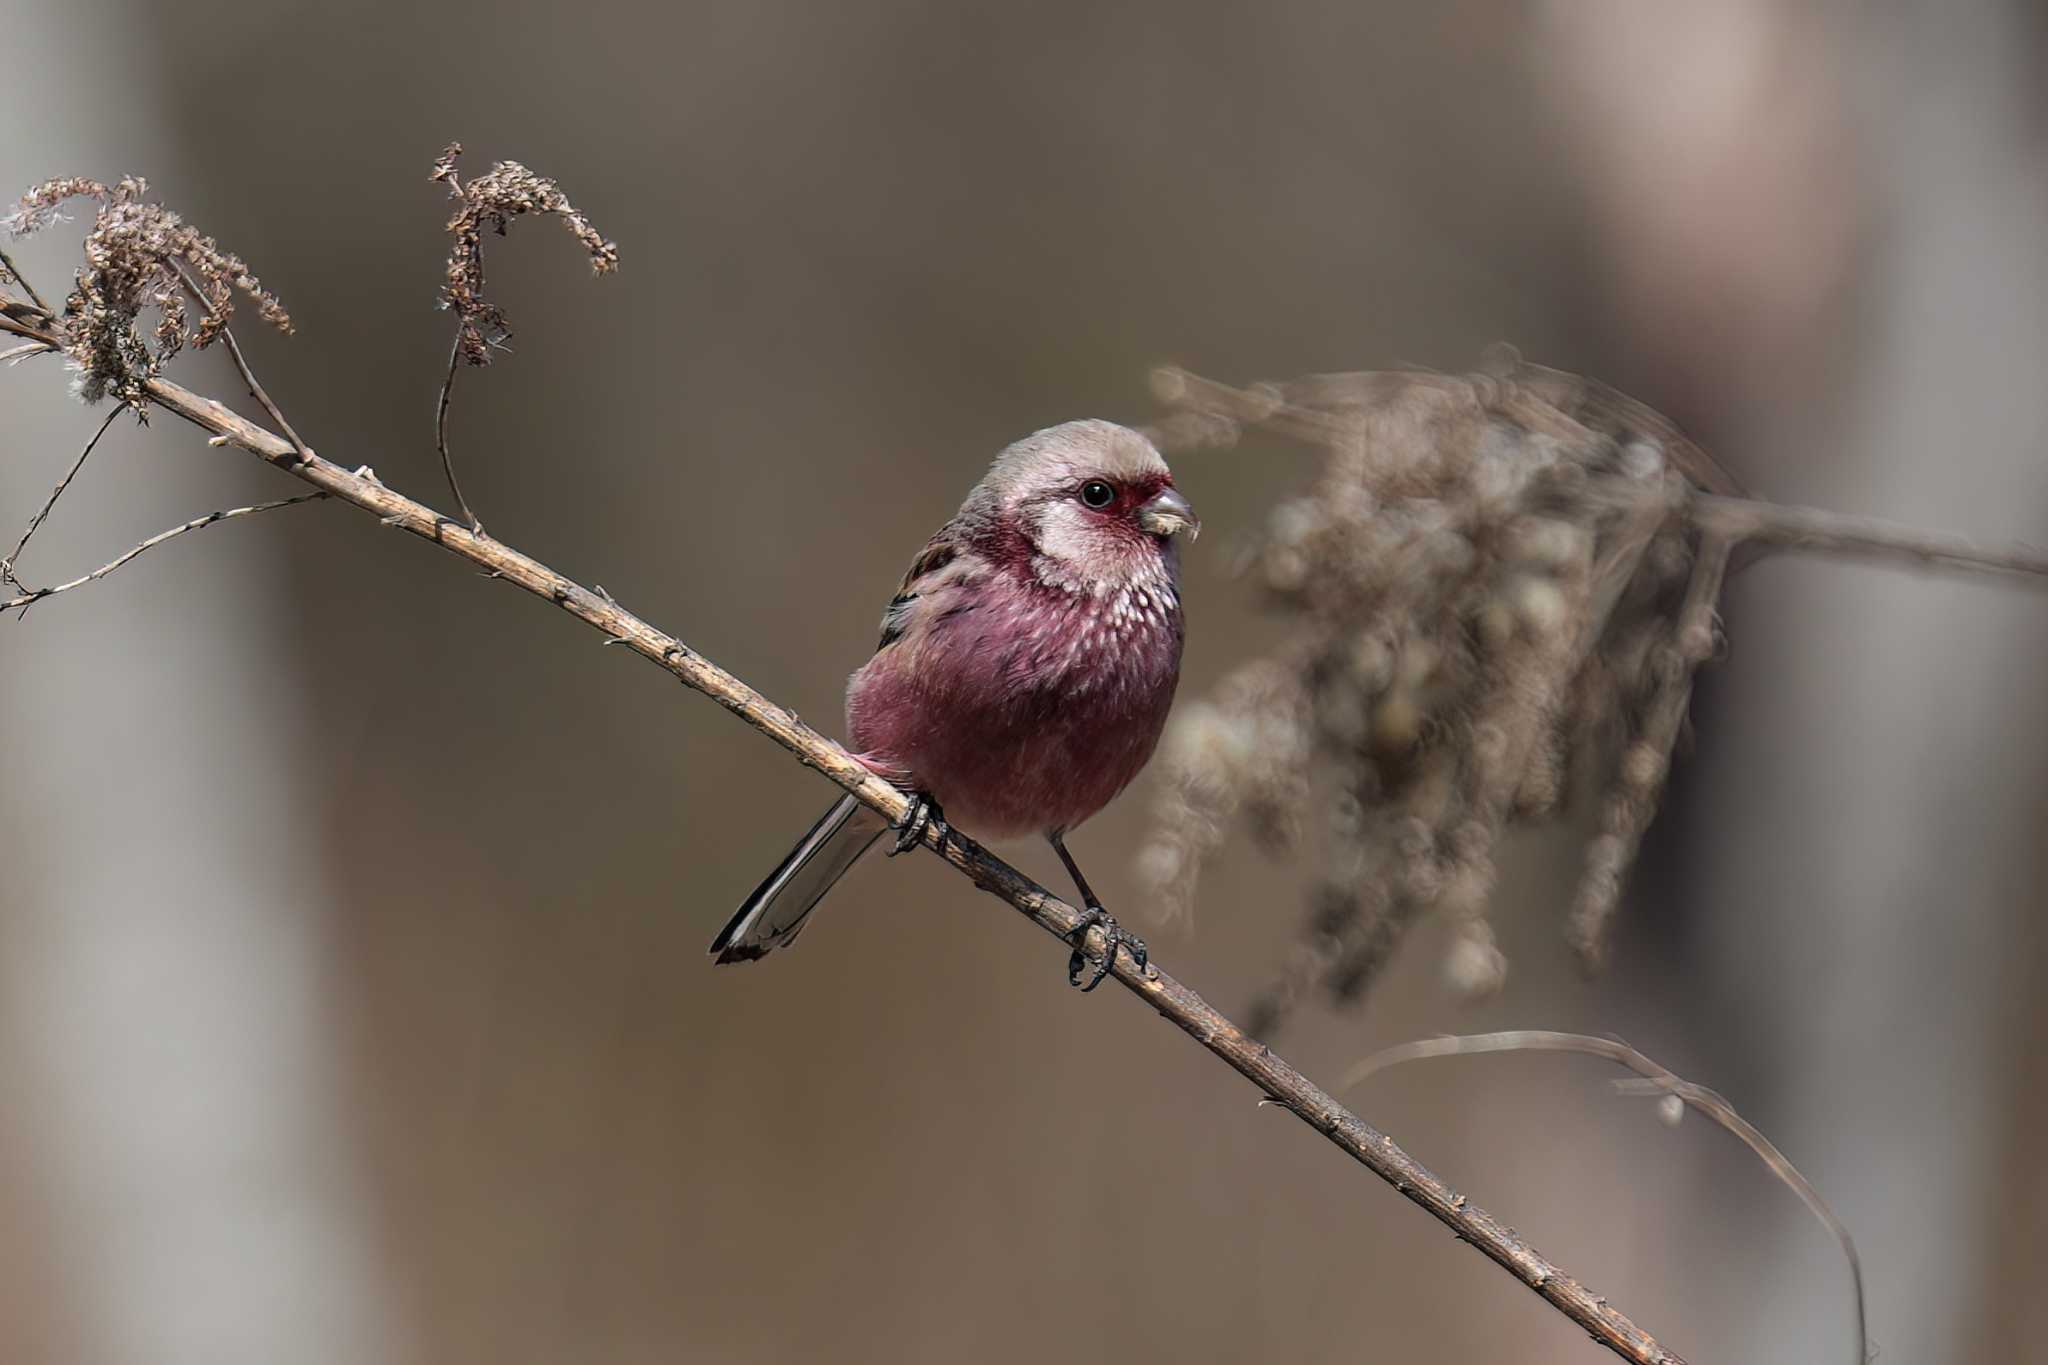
1079, 480, 1115, 509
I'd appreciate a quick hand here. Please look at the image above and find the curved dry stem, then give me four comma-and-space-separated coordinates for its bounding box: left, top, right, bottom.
434, 328, 483, 533
2, 489, 329, 615
1344, 1030, 1866, 1365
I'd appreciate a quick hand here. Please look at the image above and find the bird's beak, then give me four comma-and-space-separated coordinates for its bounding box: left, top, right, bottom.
1138, 486, 1200, 540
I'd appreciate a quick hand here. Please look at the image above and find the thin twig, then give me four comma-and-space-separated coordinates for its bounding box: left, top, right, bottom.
1343, 1030, 1866, 1365
169, 260, 313, 460
91, 361, 1687, 1365
2, 405, 123, 592
0, 244, 50, 313
1692, 492, 2048, 581
0, 340, 54, 364
433, 328, 484, 533
3, 313, 54, 343
2, 489, 328, 614
216, 324, 312, 459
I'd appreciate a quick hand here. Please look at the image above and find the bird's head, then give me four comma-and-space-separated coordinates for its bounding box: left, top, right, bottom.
974, 419, 1199, 592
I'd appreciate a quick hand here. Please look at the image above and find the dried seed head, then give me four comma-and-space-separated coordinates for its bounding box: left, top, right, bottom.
431, 144, 618, 367
7, 175, 291, 406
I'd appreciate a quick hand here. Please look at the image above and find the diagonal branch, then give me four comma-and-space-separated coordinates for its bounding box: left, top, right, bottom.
115, 360, 1689, 1365
0, 299, 1686, 1363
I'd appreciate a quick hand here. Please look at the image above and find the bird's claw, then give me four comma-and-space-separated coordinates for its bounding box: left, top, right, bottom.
1066, 904, 1147, 992
889, 793, 949, 857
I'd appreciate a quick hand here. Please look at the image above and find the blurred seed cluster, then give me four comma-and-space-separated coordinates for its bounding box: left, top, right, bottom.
1139, 358, 1740, 1034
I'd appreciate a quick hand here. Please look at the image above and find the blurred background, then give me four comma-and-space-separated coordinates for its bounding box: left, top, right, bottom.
1, 1, 2043, 1361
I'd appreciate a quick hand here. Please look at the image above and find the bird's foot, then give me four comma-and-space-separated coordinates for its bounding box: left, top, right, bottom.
1066, 903, 1148, 992
889, 792, 950, 857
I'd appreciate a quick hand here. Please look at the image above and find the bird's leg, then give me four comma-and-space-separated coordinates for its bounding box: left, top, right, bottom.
890, 792, 950, 857
1049, 832, 1148, 991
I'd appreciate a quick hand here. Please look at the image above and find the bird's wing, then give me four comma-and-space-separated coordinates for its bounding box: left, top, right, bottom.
875, 528, 980, 651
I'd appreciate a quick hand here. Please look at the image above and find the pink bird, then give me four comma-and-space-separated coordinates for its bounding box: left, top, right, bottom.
710, 420, 1199, 989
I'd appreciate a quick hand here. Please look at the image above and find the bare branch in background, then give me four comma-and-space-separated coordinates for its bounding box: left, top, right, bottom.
1145, 365, 2048, 1032
1344, 1031, 1866, 1365
1692, 493, 2048, 579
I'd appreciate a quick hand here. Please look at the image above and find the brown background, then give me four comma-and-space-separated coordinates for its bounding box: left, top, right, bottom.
2, 2, 2044, 1362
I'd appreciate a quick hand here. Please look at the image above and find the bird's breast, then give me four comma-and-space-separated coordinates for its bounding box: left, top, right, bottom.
847, 569, 1184, 838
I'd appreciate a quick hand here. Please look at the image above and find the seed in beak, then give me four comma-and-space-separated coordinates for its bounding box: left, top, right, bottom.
1138, 487, 1200, 540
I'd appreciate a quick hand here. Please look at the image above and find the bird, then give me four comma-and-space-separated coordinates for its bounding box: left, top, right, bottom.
709, 419, 1199, 989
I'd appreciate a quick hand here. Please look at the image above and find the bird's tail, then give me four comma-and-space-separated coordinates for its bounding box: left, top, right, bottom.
710, 793, 889, 963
